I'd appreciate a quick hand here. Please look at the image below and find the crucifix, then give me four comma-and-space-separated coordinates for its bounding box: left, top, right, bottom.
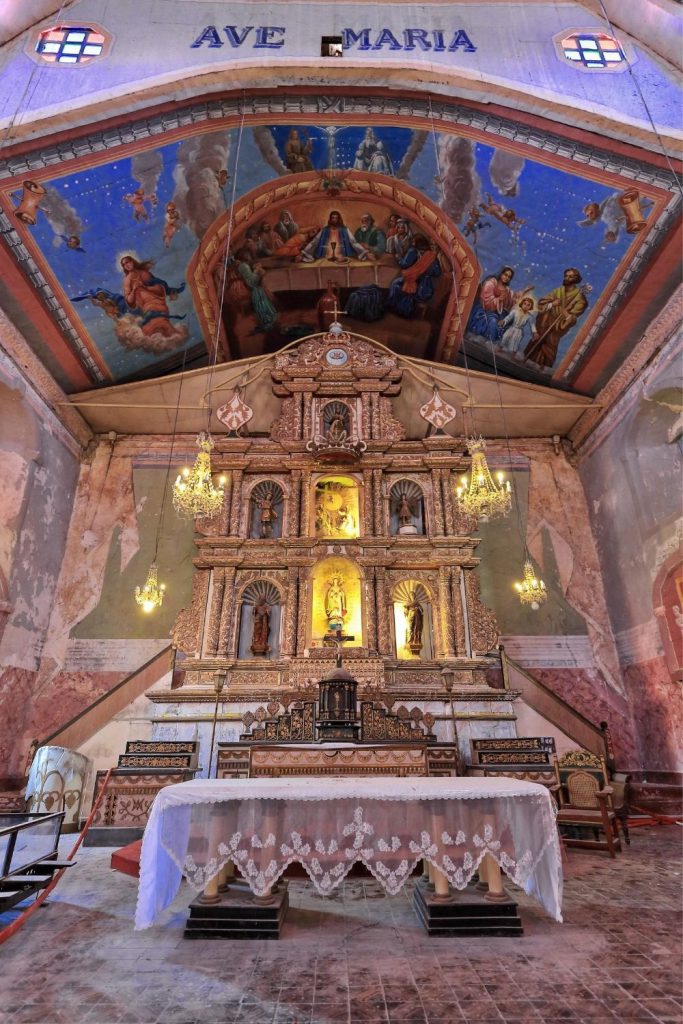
326, 626, 355, 667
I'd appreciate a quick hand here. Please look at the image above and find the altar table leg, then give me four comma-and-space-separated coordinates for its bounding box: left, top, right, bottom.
483, 853, 508, 903
198, 808, 223, 905
218, 860, 234, 893
431, 866, 454, 904
475, 856, 489, 892
198, 873, 221, 905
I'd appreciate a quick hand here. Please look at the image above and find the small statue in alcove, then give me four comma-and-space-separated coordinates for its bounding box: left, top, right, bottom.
404, 591, 424, 655
250, 598, 271, 655
397, 492, 414, 528
256, 488, 278, 538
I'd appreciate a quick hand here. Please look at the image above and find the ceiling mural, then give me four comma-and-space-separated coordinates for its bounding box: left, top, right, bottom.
0, 105, 674, 396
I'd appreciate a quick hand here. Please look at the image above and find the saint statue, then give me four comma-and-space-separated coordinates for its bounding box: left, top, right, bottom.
250, 598, 271, 654
397, 493, 414, 527
255, 488, 278, 538
325, 575, 347, 632
405, 591, 424, 654
326, 415, 347, 445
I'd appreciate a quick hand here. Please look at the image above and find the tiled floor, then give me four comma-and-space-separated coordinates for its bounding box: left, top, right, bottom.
0, 826, 681, 1024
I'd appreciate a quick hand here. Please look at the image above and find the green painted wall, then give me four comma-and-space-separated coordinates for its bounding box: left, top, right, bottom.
73, 467, 196, 640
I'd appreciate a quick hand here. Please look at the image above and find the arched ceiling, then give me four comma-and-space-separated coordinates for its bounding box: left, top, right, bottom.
0, 1, 680, 441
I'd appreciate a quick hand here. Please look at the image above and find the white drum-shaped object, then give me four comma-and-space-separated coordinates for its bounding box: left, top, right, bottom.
25, 746, 90, 833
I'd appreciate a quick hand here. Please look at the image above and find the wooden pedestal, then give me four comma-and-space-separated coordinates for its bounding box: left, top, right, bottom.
184, 880, 289, 939
412, 877, 523, 937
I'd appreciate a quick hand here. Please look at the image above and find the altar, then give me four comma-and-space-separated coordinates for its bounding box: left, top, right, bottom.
135, 776, 562, 937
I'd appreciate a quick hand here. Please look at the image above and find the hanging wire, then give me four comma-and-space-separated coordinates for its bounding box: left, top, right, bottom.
596, 0, 682, 196
428, 97, 479, 439
1, 1, 73, 150
201, 98, 247, 428
154, 341, 191, 563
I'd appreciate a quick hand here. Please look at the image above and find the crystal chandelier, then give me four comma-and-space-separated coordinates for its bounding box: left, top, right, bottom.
173, 431, 226, 519
514, 559, 547, 610
134, 561, 166, 614
455, 437, 512, 521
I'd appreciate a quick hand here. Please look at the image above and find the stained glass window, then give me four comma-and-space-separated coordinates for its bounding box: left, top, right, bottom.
561, 32, 625, 70
35, 26, 107, 64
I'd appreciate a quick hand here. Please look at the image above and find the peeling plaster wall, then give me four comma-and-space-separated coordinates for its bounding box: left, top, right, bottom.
476, 447, 636, 762
578, 341, 683, 771
0, 365, 80, 777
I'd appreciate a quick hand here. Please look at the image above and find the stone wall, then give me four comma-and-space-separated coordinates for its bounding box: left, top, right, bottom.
577, 334, 683, 771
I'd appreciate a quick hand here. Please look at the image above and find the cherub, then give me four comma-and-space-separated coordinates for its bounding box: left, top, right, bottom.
463, 205, 491, 242
123, 187, 151, 223
163, 202, 181, 247
57, 234, 86, 253
71, 288, 129, 320
480, 192, 526, 231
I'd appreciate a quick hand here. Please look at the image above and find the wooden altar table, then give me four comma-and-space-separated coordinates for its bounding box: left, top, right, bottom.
135, 776, 562, 930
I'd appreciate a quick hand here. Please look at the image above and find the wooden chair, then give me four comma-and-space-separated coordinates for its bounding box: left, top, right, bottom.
554, 751, 622, 857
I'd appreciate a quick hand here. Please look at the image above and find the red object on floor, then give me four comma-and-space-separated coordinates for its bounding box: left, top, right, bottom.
110, 840, 141, 878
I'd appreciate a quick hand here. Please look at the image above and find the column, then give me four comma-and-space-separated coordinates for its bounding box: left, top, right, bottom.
296, 569, 309, 655
362, 470, 374, 536
430, 468, 445, 535
229, 469, 243, 536
216, 474, 232, 536
372, 469, 384, 536
375, 567, 392, 656
361, 393, 372, 439
294, 392, 304, 440
438, 566, 455, 657
440, 469, 456, 536
288, 470, 301, 538
302, 392, 313, 439
365, 568, 377, 653
205, 568, 225, 657
300, 472, 312, 538
370, 392, 381, 439
451, 567, 466, 657
282, 567, 299, 658
217, 567, 236, 657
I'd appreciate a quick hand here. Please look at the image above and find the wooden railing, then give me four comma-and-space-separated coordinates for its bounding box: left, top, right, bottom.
499, 645, 607, 759
37, 645, 174, 753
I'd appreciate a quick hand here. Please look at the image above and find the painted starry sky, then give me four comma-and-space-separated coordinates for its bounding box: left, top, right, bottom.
10, 122, 652, 387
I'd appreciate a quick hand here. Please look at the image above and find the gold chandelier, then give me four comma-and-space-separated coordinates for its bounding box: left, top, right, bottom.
514, 559, 547, 610
173, 431, 226, 519
134, 561, 166, 614
455, 437, 512, 521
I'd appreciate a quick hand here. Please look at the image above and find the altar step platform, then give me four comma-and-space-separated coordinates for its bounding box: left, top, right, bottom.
184, 880, 289, 940
413, 877, 523, 937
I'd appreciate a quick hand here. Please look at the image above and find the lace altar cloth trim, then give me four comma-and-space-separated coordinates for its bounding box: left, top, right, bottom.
135, 777, 562, 928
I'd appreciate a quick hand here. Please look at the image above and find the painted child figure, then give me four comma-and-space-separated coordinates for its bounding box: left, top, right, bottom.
499, 296, 535, 358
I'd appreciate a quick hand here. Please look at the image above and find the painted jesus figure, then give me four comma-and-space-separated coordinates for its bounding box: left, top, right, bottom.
300, 210, 371, 262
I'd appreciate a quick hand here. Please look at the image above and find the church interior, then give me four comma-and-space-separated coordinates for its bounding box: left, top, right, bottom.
0, 1, 681, 1022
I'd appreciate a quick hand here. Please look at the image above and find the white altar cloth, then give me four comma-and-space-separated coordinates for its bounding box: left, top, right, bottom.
135, 776, 562, 929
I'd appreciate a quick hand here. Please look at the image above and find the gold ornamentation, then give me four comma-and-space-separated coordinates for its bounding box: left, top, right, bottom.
514, 559, 547, 609
455, 437, 512, 521
134, 561, 166, 613
173, 432, 226, 519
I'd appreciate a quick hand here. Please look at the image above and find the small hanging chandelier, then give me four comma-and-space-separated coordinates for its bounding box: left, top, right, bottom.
514, 559, 547, 610
173, 431, 226, 519
134, 561, 166, 614
455, 437, 512, 521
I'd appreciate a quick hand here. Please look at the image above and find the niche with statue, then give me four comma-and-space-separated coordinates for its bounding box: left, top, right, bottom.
236, 580, 282, 659
249, 481, 284, 539
313, 475, 360, 540
389, 480, 425, 536
391, 580, 434, 660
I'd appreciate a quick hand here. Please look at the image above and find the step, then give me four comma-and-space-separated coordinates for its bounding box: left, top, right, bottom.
35, 859, 76, 871
412, 880, 524, 937
184, 883, 289, 940
0, 874, 52, 887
